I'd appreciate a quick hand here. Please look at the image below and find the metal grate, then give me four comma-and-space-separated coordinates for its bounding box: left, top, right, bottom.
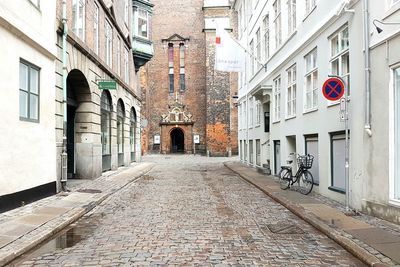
265, 223, 305, 234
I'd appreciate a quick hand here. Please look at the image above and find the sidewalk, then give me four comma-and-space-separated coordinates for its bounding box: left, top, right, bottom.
0, 162, 154, 266
224, 161, 400, 267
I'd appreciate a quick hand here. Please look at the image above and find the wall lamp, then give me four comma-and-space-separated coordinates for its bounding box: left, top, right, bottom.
373, 19, 400, 34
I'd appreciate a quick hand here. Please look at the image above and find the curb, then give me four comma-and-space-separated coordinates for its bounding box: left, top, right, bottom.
223, 162, 387, 267
0, 163, 154, 266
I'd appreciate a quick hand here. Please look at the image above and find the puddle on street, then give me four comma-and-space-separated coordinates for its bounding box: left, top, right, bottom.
8, 213, 102, 266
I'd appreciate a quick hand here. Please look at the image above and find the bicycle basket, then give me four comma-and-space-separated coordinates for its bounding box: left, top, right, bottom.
297, 155, 314, 169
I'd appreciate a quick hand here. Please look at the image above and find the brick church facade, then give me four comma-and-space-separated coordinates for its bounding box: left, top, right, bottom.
141, 0, 238, 156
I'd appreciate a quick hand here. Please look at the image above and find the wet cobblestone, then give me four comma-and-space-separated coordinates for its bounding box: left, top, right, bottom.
13, 155, 364, 266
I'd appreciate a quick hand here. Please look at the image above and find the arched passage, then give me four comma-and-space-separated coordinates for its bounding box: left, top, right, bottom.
117, 99, 125, 166
101, 91, 112, 172
170, 128, 185, 153
130, 107, 137, 162
66, 69, 91, 178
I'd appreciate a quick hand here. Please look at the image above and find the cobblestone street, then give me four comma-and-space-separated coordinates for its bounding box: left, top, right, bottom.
14, 155, 364, 266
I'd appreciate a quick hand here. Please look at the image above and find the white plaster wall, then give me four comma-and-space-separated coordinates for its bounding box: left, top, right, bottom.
235, 0, 366, 205
0, 0, 57, 195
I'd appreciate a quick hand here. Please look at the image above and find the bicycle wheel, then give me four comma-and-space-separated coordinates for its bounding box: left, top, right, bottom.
278, 169, 291, 190
299, 170, 314, 195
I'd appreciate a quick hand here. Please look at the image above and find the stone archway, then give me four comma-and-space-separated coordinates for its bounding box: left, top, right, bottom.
170, 128, 185, 153
66, 69, 92, 178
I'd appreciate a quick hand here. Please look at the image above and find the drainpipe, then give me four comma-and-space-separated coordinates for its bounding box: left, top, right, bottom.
363, 0, 372, 137
61, 0, 68, 188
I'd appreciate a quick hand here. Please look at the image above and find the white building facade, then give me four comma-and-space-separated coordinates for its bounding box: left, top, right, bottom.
0, 0, 57, 209
235, 0, 400, 223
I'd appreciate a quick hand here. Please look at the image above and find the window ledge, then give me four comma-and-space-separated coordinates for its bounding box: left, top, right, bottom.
328, 186, 345, 194
272, 120, 281, 124
303, 5, 317, 22
327, 100, 340, 107
255, 124, 261, 128
285, 115, 296, 121
389, 199, 400, 207
303, 107, 318, 114
383, 2, 400, 21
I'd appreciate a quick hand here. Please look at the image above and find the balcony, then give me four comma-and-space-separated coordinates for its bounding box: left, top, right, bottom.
132, 0, 154, 71
132, 36, 153, 71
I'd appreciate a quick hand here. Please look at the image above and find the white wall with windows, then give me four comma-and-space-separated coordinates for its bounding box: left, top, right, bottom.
0, 0, 56, 196
235, 0, 365, 204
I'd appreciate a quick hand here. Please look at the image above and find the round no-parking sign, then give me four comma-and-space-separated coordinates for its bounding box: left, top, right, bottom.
322, 78, 345, 101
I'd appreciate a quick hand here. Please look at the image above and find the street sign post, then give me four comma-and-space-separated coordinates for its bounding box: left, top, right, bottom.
323, 76, 350, 211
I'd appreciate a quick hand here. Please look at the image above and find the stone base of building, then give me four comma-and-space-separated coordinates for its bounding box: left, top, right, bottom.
364, 200, 400, 225
0, 182, 56, 213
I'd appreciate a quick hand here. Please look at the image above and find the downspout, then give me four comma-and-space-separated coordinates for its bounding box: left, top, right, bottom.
363, 0, 372, 136
61, 0, 68, 188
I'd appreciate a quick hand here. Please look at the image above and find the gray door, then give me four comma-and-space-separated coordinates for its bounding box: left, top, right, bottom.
274, 141, 281, 175
306, 137, 319, 185
331, 134, 346, 191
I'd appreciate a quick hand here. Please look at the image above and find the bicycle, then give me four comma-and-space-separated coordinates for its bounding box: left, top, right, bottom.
278, 153, 314, 195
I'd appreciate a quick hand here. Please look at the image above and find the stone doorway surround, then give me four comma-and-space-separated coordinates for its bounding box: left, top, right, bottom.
159, 100, 194, 154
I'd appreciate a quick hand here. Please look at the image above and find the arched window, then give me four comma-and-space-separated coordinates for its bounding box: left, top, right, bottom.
117, 99, 125, 166
130, 107, 137, 162
101, 91, 112, 171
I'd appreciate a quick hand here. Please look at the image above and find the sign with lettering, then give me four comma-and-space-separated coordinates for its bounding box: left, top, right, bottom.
98, 80, 117, 90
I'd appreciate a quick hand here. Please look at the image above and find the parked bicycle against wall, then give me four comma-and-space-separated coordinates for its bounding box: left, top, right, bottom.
278, 153, 314, 195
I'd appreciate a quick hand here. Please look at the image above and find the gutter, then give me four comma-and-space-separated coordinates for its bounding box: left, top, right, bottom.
61, 0, 68, 187
363, 0, 372, 136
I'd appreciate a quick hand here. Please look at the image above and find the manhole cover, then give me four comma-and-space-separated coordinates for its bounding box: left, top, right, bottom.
142, 175, 154, 180
265, 223, 305, 234
77, 189, 102, 194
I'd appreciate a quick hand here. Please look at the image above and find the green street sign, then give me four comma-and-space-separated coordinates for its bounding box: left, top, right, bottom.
98, 80, 117, 90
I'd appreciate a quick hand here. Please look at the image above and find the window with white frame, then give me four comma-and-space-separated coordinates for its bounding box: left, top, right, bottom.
256, 28, 261, 70
117, 37, 121, 75
249, 98, 254, 127
124, 0, 129, 24
124, 46, 129, 84
273, 0, 282, 49
273, 76, 281, 121
105, 20, 113, 66
72, 0, 85, 40
137, 9, 148, 38
393, 67, 400, 200
288, 0, 296, 34
249, 140, 254, 164
19, 60, 40, 122
243, 101, 247, 128
238, 105, 241, 130
305, 0, 316, 15
247, 0, 253, 19
263, 15, 270, 61
250, 39, 255, 76
256, 100, 261, 125
94, 2, 99, 54
305, 48, 318, 110
287, 65, 297, 117
330, 26, 350, 95
238, 5, 243, 38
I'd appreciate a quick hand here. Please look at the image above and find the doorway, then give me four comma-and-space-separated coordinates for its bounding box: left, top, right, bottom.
170, 128, 184, 153
274, 140, 281, 175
